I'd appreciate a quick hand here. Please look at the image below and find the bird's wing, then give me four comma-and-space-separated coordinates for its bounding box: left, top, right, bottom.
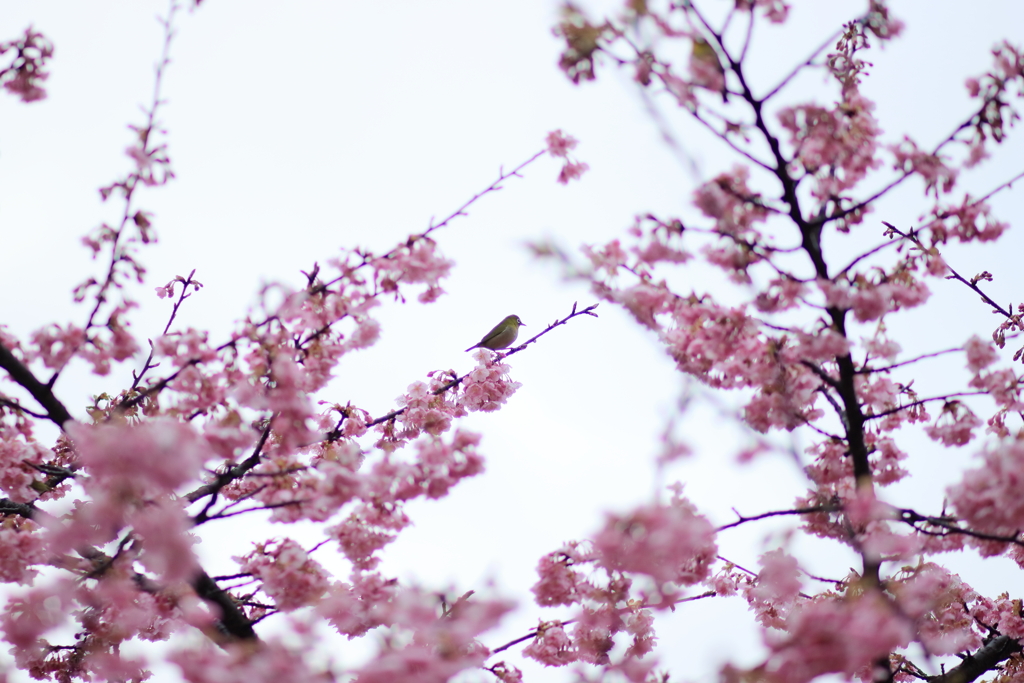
478, 320, 507, 345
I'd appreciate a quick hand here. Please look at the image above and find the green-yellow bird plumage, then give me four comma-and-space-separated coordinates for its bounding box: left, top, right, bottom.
691, 36, 728, 103
466, 315, 525, 352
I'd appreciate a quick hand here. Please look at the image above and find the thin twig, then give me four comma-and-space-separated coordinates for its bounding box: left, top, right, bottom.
717, 505, 833, 532
856, 348, 961, 374
131, 269, 200, 391
863, 391, 987, 421
364, 302, 599, 429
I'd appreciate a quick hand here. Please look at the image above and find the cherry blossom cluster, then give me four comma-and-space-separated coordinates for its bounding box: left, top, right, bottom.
525, 486, 714, 672
0, 26, 52, 102
5, 0, 1024, 681
546, 129, 590, 185
527, 0, 1024, 681
0, 3, 590, 672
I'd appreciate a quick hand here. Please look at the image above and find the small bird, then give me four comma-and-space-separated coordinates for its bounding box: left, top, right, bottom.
465, 315, 525, 352
690, 36, 728, 103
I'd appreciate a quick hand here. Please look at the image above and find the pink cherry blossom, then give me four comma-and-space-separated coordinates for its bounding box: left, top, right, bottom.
616, 282, 673, 329
532, 543, 590, 606
1, 28, 52, 102
6, 3, 1024, 682
169, 639, 335, 683
237, 538, 331, 611
592, 490, 717, 591
546, 129, 579, 158
744, 550, 804, 629
4, 69, 46, 101
67, 419, 210, 493
948, 439, 1024, 547
924, 401, 982, 447
693, 166, 767, 236
0, 434, 50, 502
28, 324, 86, 371
755, 0, 790, 23
490, 661, 524, 682
865, 1, 904, 39
130, 497, 200, 582
766, 593, 912, 683
777, 92, 881, 198
523, 621, 577, 666
891, 564, 981, 655
557, 160, 590, 184
0, 521, 46, 584
459, 358, 522, 413
964, 335, 998, 372
972, 594, 1024, 640
890, 136, 958, 196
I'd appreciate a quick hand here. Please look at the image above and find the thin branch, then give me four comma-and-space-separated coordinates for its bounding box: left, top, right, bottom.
863, 391, 987, 421
0, 396, 48, 419
118, 154, 551, 414
487, 591, 717, 656
823, 105, 988, 228
202, 499, 305, 522
115, 336, 239, 415
815, 384, 849, 429
974, 168, 1024, 204
738, 6, 755, 64
802, 571, 846, 585
50, 0, 180, 388
884, 223, 1013, 318
2, 497, 258, 644
187, 421, 273, 513
503, 302, 600, 358
800, 359, 840, 389
364, 302, 599, 429
131, 269, 200, 391
836, 230, 911, 278
802, 416, 847, 442
761, 25, 847, 101
717, 505, 834, 532
313, 150, 547, 298
857, 348, 961, 374
897, 508, 1024, 548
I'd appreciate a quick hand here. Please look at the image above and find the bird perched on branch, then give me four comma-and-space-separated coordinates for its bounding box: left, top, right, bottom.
690, 36, 728, 103
466, 315, 525, 352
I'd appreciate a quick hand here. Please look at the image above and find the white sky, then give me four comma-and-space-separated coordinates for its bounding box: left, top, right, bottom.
2, 1, 1024, 681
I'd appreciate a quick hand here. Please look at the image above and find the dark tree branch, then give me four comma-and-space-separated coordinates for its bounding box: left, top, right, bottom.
0, 497, 37, 518
0, 341, 74, 427
188, 421, 273, 512
192, 570, 258, 642
1, 496, 258, 643
897, 507, 1024, 547
0, 396, 49, 419
927, 635, 1021, 683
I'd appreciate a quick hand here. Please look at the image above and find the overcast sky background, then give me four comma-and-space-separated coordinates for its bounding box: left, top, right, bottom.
2, 1, 1024, 681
